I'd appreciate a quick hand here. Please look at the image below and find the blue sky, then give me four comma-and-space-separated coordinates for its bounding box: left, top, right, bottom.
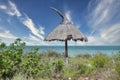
0, 0, 120, 45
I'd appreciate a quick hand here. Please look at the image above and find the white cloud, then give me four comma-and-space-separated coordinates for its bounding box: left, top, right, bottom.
7, 0, 21, 17
0, 1, 45, 45
64, 10, 82, 29
22, 15, 44, 40
0, 5, 7, 10
0, 30, 17, 39
38, 26, 45, 35
93, 8, 109, 27
75, 24, 81, 29
23, 37, 48, 46
65, 10, 72, 22
6, 1, 45, 40
92, 0, 113, 19
101, 23, 120, 43
86, 36, 105, 45
88, 0, 117, 29
29, 34, 40, 41
0, 1, 21, 17
85, 23, 120, 45
87, 0, 120, 45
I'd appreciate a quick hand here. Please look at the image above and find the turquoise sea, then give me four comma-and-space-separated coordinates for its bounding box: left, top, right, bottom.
25, 46, 120, 57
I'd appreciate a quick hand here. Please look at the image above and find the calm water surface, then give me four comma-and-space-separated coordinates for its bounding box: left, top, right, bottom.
25, 46, 120, 57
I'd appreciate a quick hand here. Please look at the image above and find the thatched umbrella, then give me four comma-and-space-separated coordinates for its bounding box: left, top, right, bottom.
45, 7, 87, 58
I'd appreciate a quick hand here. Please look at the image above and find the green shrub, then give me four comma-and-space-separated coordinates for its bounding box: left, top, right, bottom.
0, 38, 25, 79
20, 46, 41, 78
0, 41, 6, 49
52, 59, 64, 73
113, 52, 120, 75
39, 60, 52, 78
91, 53, 110, 68
9, 38, 26, 54
115, 62, 120, 75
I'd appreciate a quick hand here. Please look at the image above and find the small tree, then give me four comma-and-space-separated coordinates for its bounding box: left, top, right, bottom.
0, 38, 25, 79
9, 38, 26, 54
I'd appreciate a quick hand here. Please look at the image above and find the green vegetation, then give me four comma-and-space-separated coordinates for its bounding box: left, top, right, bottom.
0, 38, 120, 80
91, 53, 110, 68
113, 51, 120, 75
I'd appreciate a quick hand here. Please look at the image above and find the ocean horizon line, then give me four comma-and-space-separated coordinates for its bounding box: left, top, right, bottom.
25, 45, 120, 47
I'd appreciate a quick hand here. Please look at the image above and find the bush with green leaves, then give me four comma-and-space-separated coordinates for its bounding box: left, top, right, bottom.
0, 40, 6, 49
91, 53, 110, 68
113, 51, 120, 75
115, 62, 120, 75
52, 59, 64, 74
9, 38, 26, 54
0, 38, 25, 79
40, 60, 52, 78
20, 47, 42, 78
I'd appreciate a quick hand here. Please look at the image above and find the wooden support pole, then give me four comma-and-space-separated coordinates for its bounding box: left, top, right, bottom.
65, 39, 68, 57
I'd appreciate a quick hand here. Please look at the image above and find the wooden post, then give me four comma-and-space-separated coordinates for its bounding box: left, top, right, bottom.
65, 39, 68, 57
65, 39, 68, 64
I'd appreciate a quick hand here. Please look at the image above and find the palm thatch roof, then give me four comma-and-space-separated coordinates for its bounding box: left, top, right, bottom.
45, 7, 87, 42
